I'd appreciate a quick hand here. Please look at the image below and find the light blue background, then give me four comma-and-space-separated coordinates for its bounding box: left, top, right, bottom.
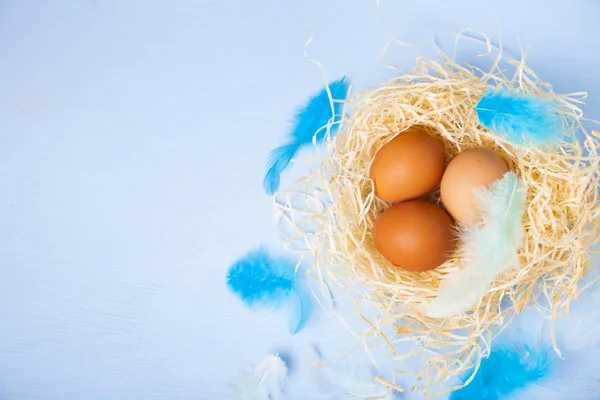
0, 1, 599, 399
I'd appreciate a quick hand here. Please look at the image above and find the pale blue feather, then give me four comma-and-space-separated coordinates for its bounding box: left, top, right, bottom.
427, 172, 527, 318
263, 77, 349, 195
475, 88, 565, 147
226, 247, 311, 334
288, 285, 312, 334
451, 341, 551, 400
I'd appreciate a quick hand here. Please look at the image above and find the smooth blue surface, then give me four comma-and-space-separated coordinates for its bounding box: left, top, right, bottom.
0, 1, 599, 399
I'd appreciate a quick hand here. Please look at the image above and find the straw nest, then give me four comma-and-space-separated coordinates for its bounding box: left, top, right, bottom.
274, 46, 600, 396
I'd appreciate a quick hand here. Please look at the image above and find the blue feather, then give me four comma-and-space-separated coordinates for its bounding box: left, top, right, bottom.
451, 341, 551, 400
226, 247, 311, 334
263, 144, 298, 196
287, 285, 312, 334
475, 88, 565, 147
263, 77, 349, 195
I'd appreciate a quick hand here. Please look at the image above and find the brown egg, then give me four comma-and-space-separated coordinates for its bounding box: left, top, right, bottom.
372, 201, 455, 272
440, 147, 509, 226
370, 129, 446, 203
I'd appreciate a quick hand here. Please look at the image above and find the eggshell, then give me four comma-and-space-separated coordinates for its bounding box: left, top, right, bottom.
370, 129, 445, 203
372, 201, 455, 272
440, 147, 509, 225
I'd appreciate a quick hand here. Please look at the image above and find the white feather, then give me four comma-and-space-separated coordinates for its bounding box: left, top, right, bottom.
237, 355, 288, 400
511, 347, 600, 400
310, 349, 397, 399
564, 284, 600, 351
427, 172, 527, 318
336, 377, 396, 399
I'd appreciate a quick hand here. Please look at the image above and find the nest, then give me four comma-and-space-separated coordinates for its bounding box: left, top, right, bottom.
274, 39, 600, 396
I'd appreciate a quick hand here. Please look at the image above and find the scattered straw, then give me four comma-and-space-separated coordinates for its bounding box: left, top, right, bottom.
274, 35, 600, 397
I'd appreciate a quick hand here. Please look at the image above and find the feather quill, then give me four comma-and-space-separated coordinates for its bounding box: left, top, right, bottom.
334, 379, 396, 400
226, 247, 311, 334
427, 172, 527, 318
337, 378, 396, 400
237, 354, 288, 400
310, 347, 398, 399
475, 88, 565, 147
263, 77, 349, 195
315, 371, 397, 400
450, 341, 550, 400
